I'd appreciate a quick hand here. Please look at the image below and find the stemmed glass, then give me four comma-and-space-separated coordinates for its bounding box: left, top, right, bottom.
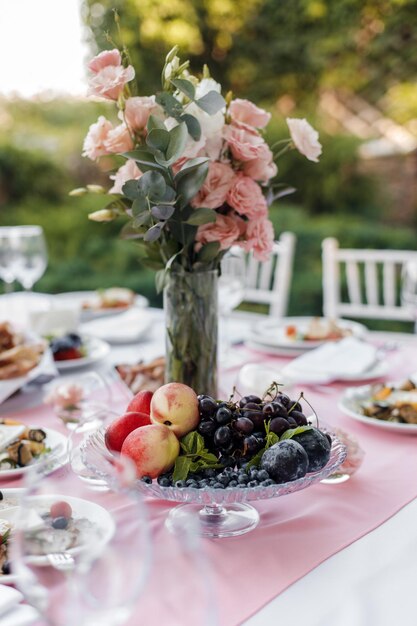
218, 247, 246, 364
11, 454, 150, 626
0, 227, 18, 293
9, 225, 48, 292
401, 261, 417, 332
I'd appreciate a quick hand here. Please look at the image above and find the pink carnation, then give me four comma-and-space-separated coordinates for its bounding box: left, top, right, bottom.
124, 96, 160, 131
192, 162, 236, 209
242, 144, 277, 182
88, 49, 122, 73
82, 115, 113, 161
227, 174, 268, 220
109, 160, 142, 194
103, 124, 134, 154
229, 99, 271, 129
244, 218, 274, 261
224, 122, 267, 162
88, 49, 135, 101
196, 213, 245, 251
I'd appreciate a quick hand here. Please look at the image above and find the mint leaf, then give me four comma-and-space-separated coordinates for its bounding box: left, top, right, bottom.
280, 425, 313, 441
172, 456, 192, 483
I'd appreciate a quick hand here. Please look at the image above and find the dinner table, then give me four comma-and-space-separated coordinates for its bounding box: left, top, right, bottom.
0, 297, 417, 626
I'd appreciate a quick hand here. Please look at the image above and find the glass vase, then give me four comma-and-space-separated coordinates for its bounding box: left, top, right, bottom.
164, 269, 218, 397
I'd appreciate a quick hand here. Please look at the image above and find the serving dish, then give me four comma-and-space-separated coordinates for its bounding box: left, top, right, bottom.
53, 335, 110, 371
53, 291, 148, 322
0, 428, 68, 479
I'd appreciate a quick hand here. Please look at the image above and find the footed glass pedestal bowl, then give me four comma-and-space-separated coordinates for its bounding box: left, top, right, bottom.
82, 428, 347, 538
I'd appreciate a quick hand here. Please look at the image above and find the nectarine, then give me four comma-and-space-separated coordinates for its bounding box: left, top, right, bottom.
126, 390, 153, 416
105, 411, 152, 452
150, 382, 199, 437
121, 424, 179, 478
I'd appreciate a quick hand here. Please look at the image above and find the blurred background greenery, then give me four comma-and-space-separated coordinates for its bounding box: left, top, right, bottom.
1, 0, 417, 328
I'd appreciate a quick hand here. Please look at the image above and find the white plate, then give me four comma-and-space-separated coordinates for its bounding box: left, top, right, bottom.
53, 291, 148, 322
247, 317, 368, 353
339, 384, 417, 434
0, 337, 53, 405
0, 489, 115, 581
53, 335, 110, 371
0, 427, 68, 480
80, 309, 152, 345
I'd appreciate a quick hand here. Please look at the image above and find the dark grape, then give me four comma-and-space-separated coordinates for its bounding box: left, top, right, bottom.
239, 395, 262, 408
244, 408, 265, 429
287, 417, 298, 427
244, 435, 260, 455
215, 407, 232, 425
197, 420, 217, 437
199, 397, 218, 416
262, 402, 276, 416
219, 455, 235, 467
288, 400, 302, 413
269, 417, 290, 436
290, 410, 308, 426
214, 426, 232, 448
278, 393, 291, 408
234, 417, 254, 435
271, 401, 288, 417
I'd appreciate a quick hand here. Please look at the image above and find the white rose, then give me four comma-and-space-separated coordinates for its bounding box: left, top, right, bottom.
286, 118, 322, 163
195, 78, 221, 98
186, 102, 225, 140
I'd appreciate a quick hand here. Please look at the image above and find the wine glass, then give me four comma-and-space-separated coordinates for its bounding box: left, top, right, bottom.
9, 225, 48, 291
0, 226, 18, 293
401, 261, 417, 332
11, 454, 150, 626
218, 247, 246, 364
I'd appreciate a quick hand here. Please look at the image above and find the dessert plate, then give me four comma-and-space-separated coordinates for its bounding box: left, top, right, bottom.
53, 291, 148, 322
339, 384, 417, 434
247, 317, 367, 354
0, 428, 68, 479
53, 335, 110, 371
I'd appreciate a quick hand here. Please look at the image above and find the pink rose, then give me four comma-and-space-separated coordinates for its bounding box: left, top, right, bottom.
103, 124, 134, 154
224, 122, 267, 162
88, 49, 122, 73
82, 115, 113, 161
244, 218, 274, 261
229, 98, 271, 129
242, 144, 277, 182
109, 160, 142, 194
88, 49, 135, 101
196, 213, 245, 251
44, 383, 84, 410
286, 118, 322, 162
124, 96, 161, 131
227, 174, 268, 220
192, 162, 236, 209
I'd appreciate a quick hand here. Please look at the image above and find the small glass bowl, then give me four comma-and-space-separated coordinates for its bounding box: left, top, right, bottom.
320, 427, 365, 484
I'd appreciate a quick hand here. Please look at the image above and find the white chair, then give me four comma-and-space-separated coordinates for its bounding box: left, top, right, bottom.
322, 237, 417, 321
242, 231, 296, 317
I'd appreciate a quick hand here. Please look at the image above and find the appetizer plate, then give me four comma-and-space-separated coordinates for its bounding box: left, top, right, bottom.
339, 384, 417, 434
247, 317, 367, 354
53, 335, 110, 371
0, 428, 68, 479
53, 291, 149, 322
0, 488, 24, 584
0, 341, 53, 406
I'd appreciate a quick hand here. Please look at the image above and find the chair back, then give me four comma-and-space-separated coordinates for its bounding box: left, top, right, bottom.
322, 237, 417, 321
244, 231, 296, 317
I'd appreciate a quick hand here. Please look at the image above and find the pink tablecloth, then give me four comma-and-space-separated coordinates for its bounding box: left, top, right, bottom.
4, 335, 417, 626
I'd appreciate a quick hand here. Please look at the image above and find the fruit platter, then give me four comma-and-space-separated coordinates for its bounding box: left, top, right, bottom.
82, 382, 347, 537
47, 333, 110, 371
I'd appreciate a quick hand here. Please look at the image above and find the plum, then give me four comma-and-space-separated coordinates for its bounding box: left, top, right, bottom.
260, 440, 308, 483
292, 428, 331, 472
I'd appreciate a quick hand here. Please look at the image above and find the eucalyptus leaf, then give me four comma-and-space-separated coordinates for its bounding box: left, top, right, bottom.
122, 179, 141, 201
186, 208, 216, 226
151, 205, 175, 220
131, 196, 148, 215
138, 171, 167, 201
132, 211, 152, 227
166, 122, 188, 164
122, 150, 166, 173
147, 114, 166, 132
197, 241, 220, 262
174, 157, 209, 182
180, 114, 201, 141
155, 268, 168, 293
146, 128, 170, 153
156, 91, 183, 117
195, 90, 226, 115
176, 161, 209, 206
120, 221, 145, 240
144, 222, 164, 242
170, 78, 196, 101
161, 186, 176, 203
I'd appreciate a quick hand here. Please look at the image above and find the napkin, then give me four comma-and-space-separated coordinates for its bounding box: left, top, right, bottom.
0, 585, 38, 626
282, 337, 378, 383
29, 307, 79, 336
81, 308, 152, 344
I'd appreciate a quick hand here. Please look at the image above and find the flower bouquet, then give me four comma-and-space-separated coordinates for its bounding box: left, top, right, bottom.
77, 42, 321, 395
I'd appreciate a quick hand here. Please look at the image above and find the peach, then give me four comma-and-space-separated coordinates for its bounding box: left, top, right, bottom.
126, 390, 153, 416
105, 411, 152, 452
150, 382, 199, 437
121, 424, 179, 478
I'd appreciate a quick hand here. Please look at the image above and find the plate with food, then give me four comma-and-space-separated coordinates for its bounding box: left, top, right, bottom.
48, 333, 110, 371
247, 316, 367, 354
54, 289, 148, 322
0, 424, 68, 479
0, 488, 115, 581
0, 322, 47, 404
338, 377, 417, 434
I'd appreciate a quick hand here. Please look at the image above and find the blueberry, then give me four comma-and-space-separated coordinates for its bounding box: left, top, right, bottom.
157, 477, 171, 487
223, 467, 234, 475
247, 480, 259, 488
204, 468, 216, 478
261, 479, 275, 486
52, 516, 68, 530
257, 469, 270, 481
249, 468, 259, 480
141, 475, 152, 484
238, 483, 247, 488
175, 480, 187, 488
213, 482, 225, 489
2, 561, 10, 575
198, 480, 209, 488
238, 474, 249, 484
228, 480, 238, 488
217, 474, 230, 486
186, 479, 198, 488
